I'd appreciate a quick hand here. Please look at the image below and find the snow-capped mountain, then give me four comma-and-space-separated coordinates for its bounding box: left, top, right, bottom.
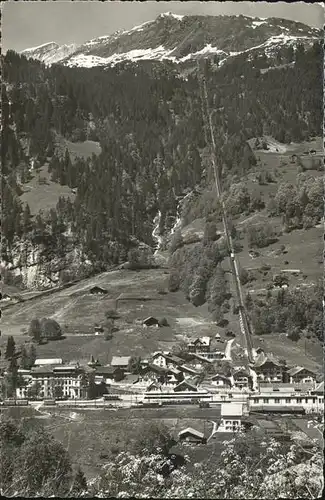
22, 42, 78, 65
21, 12, 321, 68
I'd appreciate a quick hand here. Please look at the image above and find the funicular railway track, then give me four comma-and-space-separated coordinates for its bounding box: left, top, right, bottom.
198, 61, 254, 364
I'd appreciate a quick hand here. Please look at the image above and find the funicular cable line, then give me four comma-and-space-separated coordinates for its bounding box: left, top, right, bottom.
197, 60, 254, 364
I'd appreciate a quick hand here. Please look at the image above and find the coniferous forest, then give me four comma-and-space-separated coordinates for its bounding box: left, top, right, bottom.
1, 41, 322, 274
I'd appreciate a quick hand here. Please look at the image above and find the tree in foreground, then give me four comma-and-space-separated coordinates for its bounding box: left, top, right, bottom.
0, 415, 72, 497
130, 422, 176, 457
88, 429, 323, 499
5, 336, 16, 359
28, 318, 42, 343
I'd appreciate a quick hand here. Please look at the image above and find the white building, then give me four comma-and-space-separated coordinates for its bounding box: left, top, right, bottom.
217, 403, 245, 433
249, 385, 324, 413
16, 365, 86, 399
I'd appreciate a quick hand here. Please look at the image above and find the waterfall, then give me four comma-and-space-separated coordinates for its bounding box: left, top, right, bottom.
170, 191, 193, 236
152, 210, 163, 255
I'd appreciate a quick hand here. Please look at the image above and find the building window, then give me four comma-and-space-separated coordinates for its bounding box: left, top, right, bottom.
263, 398, 269, 403
305, 398, 308, 404
274, 398, 280, 403
296, 398, 302, 403
313, 398, 316, 404
285, 399, 291, 404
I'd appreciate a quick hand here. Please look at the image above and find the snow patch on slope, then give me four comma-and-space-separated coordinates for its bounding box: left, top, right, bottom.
66, 45, 176, 68
251, 20, 267, 29
180, 44, 226, 62
159, 12, 185, 21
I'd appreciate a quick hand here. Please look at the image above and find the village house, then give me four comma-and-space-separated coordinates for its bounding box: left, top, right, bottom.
93, 365, 119, 384
252, 354, 286, 382
174, 380, 198, 392
188, 337, 211, 354
142, 316, 159, 328
111, 356, 131, 371
211, 374, 232, 388
216, 403, 245, 433
232, 368, 253, 390
287, 366, 318, 385
140, 363, 170, 385
178, 428, 206, 445
151, 352, 184, 370
199, 350, 226, 361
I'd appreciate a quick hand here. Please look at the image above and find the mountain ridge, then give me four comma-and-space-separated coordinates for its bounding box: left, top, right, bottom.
20, 13, 321, 68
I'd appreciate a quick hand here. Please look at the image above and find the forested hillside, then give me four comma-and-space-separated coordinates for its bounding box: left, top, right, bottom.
1, 38, 322, 288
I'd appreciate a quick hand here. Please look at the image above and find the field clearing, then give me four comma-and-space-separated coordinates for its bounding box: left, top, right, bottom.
20, 165, 75, 215
1, 268, 217, 363
54, 134, 102, 160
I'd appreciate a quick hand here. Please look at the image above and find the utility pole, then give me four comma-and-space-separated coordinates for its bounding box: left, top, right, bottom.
197, 61, 254, 364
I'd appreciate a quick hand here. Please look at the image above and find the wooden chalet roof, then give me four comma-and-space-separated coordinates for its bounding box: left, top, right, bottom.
287, 366, 317, 376
178, 427, 204, 439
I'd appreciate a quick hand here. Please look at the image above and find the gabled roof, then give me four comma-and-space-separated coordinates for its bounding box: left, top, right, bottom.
191, 353, 212, 363
32, 366, 54, 375
165, 354, 184, 365
179, 365, 200, 375
120, 374, 139, 384
313, 381, 324, 393
143, 316, 159, 324
174, 380, 198, 392
111, 356, 131, 367
189, 336, 211, 346
95, 366, 116, 376
89, 285, 108, 293
144, 363, 169, 374
253, 353, 282, 368
178, 427, 204, 439
34, 358, 63, 366
287, 366, 317, 377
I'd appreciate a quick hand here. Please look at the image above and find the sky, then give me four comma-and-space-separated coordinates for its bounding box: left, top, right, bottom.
2, 1, 324, 53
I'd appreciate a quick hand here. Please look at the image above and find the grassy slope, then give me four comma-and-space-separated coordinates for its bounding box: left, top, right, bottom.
6, 405, 222, 479
19, 137, 101, 215
20, 164, 76, 215
1, 268, 220, 365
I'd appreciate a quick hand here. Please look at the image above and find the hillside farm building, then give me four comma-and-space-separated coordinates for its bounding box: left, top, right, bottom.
178, 428, 206, 445
89, 286, 108, 295
142, 316, 159, 327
